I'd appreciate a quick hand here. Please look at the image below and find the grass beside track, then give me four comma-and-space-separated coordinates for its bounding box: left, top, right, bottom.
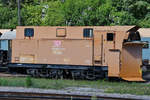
0, 77, 149, 95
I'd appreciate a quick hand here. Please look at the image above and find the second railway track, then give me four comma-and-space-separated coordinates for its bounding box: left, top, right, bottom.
0, 91, 143, 100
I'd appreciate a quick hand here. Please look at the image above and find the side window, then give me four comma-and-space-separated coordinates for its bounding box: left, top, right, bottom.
24, 28, 34, 37
56, 28, 66, 37
107, 33, 114, 41
83, 28, 93, 38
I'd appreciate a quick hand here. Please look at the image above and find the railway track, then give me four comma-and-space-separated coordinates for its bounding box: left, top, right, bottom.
0, 73, 149, 100
0, 72, 29, 77
0, 91, 142, 100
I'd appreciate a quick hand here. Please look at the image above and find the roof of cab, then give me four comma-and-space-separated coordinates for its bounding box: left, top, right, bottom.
17, 25, 139, 32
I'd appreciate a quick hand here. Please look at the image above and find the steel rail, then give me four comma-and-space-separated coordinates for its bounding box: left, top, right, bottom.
0, 91, 141, 100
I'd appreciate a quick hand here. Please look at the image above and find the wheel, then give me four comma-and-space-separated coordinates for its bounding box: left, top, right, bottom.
71, 70, 84, 79
26, 69, 39, 77
85, 70, 96, 80
49, 69, 63, 79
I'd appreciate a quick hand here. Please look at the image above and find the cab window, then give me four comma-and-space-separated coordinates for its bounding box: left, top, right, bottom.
83, 28, 93, 38
24, 28, 34, 37
107, 33, 114, 41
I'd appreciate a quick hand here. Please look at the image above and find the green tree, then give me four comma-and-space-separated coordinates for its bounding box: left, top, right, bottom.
138, 13, 150, 27
22, 4, 43, 25
110, 11, 136, 25
0, 7, 17, 28
128, 1, 150, 19
0, 0, 150, 28
41, 1, 65, 26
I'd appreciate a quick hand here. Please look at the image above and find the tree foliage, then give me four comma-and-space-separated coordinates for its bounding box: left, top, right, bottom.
0, 0, 150, 28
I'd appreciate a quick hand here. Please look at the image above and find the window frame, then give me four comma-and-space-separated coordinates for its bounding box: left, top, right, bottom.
107, 33, 114, 41
83, 28, 93, 38
24, 28, 34, 37
56, 28, 66, 37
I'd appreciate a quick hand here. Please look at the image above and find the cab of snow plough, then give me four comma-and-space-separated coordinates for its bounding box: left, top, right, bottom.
93, 26, 145, 81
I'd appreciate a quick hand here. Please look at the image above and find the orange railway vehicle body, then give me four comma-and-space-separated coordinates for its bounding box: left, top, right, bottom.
11, 26, 145, 81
